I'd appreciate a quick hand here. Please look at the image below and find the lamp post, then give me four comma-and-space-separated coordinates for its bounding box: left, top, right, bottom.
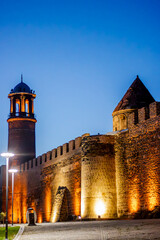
8, 169, 18, 226
1, 152, 14, 240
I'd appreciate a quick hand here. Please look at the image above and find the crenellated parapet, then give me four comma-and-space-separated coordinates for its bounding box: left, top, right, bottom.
19, 136, 83, 172
128, 101, 160, 128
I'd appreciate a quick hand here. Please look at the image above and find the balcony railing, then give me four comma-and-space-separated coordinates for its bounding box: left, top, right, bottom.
8, 112, 36, 119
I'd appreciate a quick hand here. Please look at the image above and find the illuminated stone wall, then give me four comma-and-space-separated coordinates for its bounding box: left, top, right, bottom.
11, 136, 82, 223
115, 102, 160, 217
81, 135, 117, 219
5, 102, 160, 222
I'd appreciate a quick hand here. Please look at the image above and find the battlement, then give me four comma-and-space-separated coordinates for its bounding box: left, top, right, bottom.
128, 101, 160, 128
19, 135, 84, 172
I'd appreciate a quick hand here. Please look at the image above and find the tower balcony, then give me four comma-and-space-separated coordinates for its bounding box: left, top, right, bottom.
8, 112, 36, 119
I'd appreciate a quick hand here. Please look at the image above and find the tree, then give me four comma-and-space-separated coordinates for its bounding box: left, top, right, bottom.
0, 212, 6, 226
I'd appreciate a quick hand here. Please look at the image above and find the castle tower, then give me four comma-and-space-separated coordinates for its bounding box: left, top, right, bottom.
112, 76, 155, 131
7, 75, 37, 166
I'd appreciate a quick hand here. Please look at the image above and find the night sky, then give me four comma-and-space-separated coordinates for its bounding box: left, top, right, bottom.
0, 0, 160, 165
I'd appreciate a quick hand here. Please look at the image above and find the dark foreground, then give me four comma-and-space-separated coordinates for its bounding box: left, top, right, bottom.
19, 219, 160, 240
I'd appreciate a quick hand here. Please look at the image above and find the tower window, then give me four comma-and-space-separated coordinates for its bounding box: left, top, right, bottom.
16, 99, 20, 115
120, 114, 127, 130
25, 99, 29, 115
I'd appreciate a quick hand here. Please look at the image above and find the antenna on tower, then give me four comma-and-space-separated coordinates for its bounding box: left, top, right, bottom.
21, 74, 23, 83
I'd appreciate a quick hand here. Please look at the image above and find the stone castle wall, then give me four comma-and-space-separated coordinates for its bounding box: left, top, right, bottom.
5, 101, 160, 222
11, 136, 82, 223
115, 101, 160, 217
81, 135, 117, 219
11, 133, 119, 222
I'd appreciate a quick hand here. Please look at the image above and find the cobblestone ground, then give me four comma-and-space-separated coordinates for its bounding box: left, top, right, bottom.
19, 219, 160, 240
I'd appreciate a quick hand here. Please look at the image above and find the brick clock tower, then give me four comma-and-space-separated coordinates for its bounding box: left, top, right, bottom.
8, 75, 37, 166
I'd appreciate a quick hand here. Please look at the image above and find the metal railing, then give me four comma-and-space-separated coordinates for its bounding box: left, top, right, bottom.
8, 112, 36, 118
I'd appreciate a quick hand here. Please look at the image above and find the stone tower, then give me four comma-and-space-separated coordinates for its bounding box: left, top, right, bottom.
112, 75, 155, 131
7, 76, 37, 166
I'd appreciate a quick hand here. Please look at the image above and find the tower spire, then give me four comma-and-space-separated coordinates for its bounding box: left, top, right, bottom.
21, 74, 23, 83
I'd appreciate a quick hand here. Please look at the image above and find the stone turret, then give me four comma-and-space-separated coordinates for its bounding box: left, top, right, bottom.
112, 76, 155, 131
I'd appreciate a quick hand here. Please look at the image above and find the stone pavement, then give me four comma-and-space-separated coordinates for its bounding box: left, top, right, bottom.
18, 219, 160, 240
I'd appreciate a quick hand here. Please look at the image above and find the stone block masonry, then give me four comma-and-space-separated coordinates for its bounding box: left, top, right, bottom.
3, 77, 160, 223
11, 135, 82, 223
6, 105, 160, 222
81, 135, 117, 219
115, 107, 160, 217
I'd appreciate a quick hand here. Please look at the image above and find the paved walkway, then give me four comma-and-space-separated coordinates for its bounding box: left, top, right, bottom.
19, 219, 160, 240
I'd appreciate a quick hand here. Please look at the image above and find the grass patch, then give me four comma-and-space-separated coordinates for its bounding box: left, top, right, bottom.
0, 226, 20, 240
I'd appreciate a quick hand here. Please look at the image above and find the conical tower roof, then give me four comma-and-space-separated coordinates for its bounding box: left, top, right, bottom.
113, 76, 155, 112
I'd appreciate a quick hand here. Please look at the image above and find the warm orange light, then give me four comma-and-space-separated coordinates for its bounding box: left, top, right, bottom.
147, 177, 159, 211
45, 187, 51, 221
38, 213, 42, 223
130, 195, 139, 212
74, 184, 80, 216
129, 186, 139, 213
95, 200, 105, 216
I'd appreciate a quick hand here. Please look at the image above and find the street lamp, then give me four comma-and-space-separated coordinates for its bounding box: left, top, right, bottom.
8, 169, 18, 226
1, 152, 14, 240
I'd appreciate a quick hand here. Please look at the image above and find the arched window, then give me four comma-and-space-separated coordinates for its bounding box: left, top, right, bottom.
120, 114, 127, 130
16, 99, 20, 116
25, 99, 29, 116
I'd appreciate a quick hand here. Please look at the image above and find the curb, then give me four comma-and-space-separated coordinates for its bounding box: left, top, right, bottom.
13, 225, 24, 240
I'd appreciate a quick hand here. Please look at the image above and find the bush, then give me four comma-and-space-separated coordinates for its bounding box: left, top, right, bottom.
0, 212, 6, 225
133, 206, 160, 219
133, 209, 151, 219
149, 206, 160, 218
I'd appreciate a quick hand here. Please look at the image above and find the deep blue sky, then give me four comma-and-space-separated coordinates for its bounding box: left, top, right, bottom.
0, 0, 160, 165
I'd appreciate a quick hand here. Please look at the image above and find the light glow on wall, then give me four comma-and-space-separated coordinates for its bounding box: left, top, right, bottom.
38, 213, 42, 223
95, 200, 105, 216
51, 208, 58, 223
45, 187, 51, 222
81, 200, 85, 217
147, 175, 159, 211
129, 182, 139, 213
130, 193, 139, 213
74, 184, 81, 216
